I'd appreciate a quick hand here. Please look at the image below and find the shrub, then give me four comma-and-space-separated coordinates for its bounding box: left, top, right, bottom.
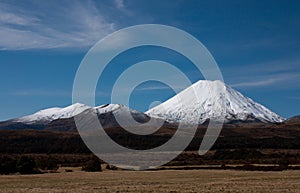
82, 156, 102, 172
213, 149, 263, 160
278, 156, 290, 169
0, 156, 16, 174
36, 156, 59, 171
106, 164, 119, 170
16, 156, 36, 174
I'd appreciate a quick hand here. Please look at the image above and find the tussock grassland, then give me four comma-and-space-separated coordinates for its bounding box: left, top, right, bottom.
0, 169, 299, 193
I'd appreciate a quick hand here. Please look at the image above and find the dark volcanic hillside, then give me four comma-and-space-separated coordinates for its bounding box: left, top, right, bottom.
1, 120, 300, 154
285, 115, 300, 124
44, 109, 167, 132
1, 117, 300, 166
0, 121, 45, 130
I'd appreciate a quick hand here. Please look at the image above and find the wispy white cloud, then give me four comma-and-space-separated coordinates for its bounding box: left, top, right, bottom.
0, 1, 116, 50
230, 78, 282, 88
136, 85, 186, 91
0, 12, 39, 26
230, 73, 300, 88
224, 57, 300, 90
10, 89, 71, 97
137, 85, 170, 91
288, 96, 300, 100
9, 89, 110, 98
114, 0, 125, 9
223, 58, 300, 78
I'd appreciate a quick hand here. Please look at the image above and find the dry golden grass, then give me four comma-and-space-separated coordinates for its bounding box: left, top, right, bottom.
0, 169, 299, 193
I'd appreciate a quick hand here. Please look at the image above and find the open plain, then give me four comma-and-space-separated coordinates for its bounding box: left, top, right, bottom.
0, 169, 299, 193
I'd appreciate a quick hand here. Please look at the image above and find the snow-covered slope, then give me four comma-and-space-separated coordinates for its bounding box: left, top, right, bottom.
13, 103, 91, 124
93, 104, 162, 126
146, 80, 285, 124
94, 104, 123, 114
11, 103, 155, 127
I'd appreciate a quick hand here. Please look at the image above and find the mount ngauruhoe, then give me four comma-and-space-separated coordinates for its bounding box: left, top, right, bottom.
146, 80, 285, 124
0, 80, 285, 131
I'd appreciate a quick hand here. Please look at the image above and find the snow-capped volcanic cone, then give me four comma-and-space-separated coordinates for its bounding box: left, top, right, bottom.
13, 103, 91, 125
146, 80, 285, 124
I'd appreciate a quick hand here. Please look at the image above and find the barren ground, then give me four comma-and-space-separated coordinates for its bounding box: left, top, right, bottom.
0, 168, 299, 193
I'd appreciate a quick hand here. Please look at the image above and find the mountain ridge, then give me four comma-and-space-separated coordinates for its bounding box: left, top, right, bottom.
0, 80, 286, 131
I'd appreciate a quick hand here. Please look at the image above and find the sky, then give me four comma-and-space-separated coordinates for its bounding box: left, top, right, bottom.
0, 0, 299, 120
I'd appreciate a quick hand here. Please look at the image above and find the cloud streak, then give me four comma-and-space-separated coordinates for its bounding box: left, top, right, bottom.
136, 85, 186, 91
9, 89, 71, 97
0, 0, 116, 50
114, 0, 125, 9
230, 78, 282, 88
230, 72, 300, 88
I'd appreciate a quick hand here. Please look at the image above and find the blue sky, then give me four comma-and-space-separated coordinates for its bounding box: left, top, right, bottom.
0, 0, 299, 120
